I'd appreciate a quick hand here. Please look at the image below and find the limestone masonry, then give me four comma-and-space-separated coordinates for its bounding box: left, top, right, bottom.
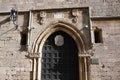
0, 0, 120, 80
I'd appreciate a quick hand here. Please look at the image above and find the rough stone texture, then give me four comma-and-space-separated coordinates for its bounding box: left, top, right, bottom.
91, 20, 120, 80
28, 9, 91, 51
0, 0, 120, 80
0, 0, 120, 17
0, 8, 91, 80
0, 14, 32, 80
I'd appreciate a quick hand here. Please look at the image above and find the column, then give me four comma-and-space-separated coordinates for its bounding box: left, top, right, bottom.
79, 54, 90, 80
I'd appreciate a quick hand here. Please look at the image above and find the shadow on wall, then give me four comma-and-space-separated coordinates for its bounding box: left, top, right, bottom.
0, 17, 10, 26
19, 13, 29, 51
0, 17, 14, 37
0, 13, 29, 51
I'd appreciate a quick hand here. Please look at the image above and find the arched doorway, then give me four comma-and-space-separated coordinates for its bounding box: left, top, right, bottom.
30, 21, 90, 80
41, 31, 79, 80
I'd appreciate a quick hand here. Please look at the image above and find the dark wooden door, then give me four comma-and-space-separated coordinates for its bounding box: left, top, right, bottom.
41, 31, 79, 80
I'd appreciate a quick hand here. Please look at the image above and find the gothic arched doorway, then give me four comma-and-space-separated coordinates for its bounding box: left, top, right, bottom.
30, 21, 90, 80
41, 31, 79, 80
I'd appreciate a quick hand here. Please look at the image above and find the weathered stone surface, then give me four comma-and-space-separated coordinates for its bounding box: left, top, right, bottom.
91, 20, 120, 80
0, 0, 120, 80
0, 0, 120, 17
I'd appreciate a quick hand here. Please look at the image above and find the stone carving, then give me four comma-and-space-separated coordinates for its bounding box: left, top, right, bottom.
71, 9, 79, 23
39, 11, 46, 24
54, 35, 64, 46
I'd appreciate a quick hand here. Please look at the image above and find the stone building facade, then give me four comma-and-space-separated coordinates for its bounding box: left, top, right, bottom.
0, 0, 120, 80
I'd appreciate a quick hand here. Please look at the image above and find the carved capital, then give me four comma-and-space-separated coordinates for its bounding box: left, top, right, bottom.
26, 52, 40, 58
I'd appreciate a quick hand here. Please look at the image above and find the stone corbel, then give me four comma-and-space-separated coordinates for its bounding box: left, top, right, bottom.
39, 11, 46, 25
71, 9, 79, 23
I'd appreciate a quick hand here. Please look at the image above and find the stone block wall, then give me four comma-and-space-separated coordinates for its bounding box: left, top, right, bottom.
0, 0, 120, 17
0, 8, 91, 80
0, 13, 32, 80
28, 8, 91, 51
91, 20, 120, 80
0, 0, 120, 80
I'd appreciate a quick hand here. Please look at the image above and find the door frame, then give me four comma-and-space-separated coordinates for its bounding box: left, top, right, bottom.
30, 20, 90, 80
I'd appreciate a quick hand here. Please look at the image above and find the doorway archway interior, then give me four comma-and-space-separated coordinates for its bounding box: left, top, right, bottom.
41, 31, 79, 80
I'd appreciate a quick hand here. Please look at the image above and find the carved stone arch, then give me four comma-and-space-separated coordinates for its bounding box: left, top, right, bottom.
30, 20, 90, 80
32, 20, 88, 54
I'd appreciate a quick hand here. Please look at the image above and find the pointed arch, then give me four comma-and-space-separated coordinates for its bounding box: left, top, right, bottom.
30, 20, 90, 80
32, 20, 88, 54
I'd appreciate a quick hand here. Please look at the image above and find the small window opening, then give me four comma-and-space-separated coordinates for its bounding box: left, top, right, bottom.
94, 28, 103, 43
20, 32, 28, 51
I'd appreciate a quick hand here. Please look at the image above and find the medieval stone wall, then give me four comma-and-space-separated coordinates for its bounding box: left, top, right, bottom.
0, 8, 91, 80
91, 20, 120, 80
0, 0, 120, 80
0, 0, 120, 17
0, 13, 32, 80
